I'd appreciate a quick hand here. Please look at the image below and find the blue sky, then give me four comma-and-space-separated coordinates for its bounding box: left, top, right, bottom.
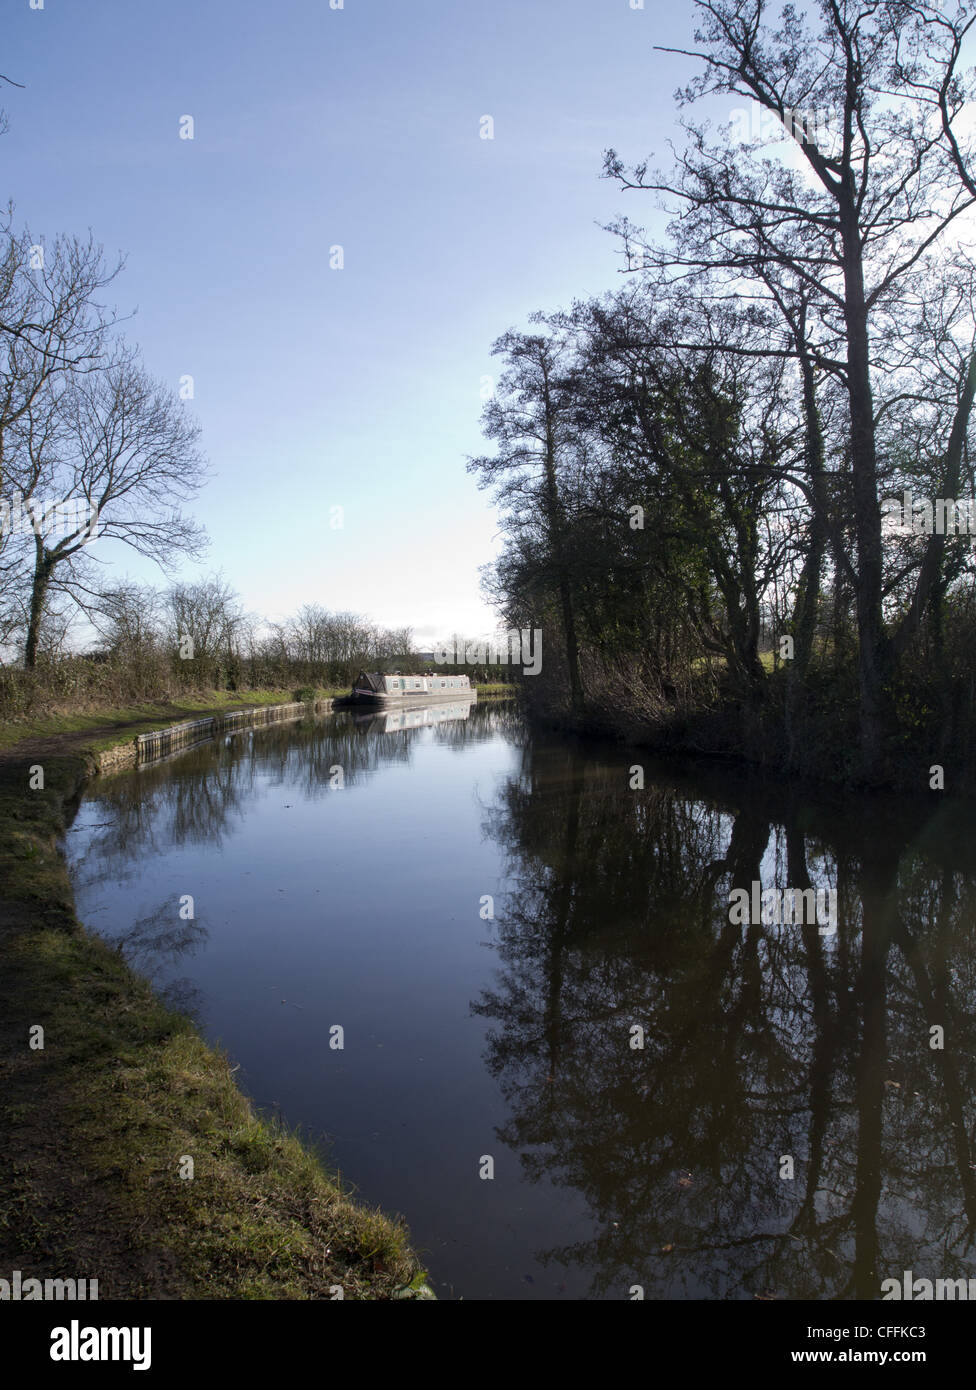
4, 0, 699, 643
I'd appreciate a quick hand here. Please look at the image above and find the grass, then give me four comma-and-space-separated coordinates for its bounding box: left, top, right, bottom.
0, 688, 351, 754
0, 707, 433, 1299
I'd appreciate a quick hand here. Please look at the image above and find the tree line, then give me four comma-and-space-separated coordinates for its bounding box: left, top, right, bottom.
470, 0, 976, 786
0, 573, 431, 715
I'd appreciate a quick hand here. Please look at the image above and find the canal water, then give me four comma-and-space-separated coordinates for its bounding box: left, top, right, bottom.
62, 700, 976, 1300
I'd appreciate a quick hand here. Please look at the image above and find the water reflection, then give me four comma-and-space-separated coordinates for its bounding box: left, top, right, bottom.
475, 743, 976, 1299
352, 697, 477, 734
68, 703, 514, 993
64, 705, 976, 1299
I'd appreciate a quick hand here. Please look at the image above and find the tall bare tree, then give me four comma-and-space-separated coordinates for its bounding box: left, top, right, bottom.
605, 0, 976, 776
10, 342, 206, 666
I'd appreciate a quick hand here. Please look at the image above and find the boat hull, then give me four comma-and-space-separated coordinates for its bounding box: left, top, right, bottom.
348, 690, 478, 709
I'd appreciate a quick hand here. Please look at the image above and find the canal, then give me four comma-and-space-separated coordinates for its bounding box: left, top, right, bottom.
62, 700, 976, 1300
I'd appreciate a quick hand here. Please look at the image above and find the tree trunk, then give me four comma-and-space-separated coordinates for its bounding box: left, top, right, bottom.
786, 342, 828, 761
890, 351, 976, 664
557, 576, 584, 717
542, 374, 584, 720
840, 204, 888, 778
24, 545, 52, 669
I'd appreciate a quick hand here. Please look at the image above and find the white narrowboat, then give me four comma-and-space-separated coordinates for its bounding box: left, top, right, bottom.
350, 671, 475, 707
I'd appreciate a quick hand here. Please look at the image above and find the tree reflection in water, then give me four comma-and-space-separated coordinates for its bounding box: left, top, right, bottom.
474, 737, 976, 1300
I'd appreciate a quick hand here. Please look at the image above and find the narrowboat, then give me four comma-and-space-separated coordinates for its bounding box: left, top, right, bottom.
349, 671, 475, 707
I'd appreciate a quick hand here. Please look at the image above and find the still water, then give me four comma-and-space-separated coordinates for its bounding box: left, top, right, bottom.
63, 700, 976, 1300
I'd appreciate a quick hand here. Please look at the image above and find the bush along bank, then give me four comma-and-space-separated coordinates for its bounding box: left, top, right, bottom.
0, 713, 434, 1300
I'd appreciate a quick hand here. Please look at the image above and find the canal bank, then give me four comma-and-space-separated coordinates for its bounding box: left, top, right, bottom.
0, 697, 435, 1300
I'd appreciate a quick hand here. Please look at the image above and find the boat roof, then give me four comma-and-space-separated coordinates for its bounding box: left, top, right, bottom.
355, 670, 470, 689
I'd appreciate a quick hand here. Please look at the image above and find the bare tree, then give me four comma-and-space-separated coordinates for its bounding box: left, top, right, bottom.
165, 573, 243, 662
0, 68, 25, 140
0, 225, 122, 649
90, 579, 162, 653
0, 224, 121, 487
9, 342, 206, 666
604, 0, 976, 776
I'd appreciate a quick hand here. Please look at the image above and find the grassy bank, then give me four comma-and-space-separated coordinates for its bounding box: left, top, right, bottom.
0, 687, 350, 754
0, 705, 434, 1299
0, 682, 518, 754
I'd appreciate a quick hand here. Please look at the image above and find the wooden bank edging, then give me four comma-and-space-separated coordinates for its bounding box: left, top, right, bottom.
97, 697, 335, 772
